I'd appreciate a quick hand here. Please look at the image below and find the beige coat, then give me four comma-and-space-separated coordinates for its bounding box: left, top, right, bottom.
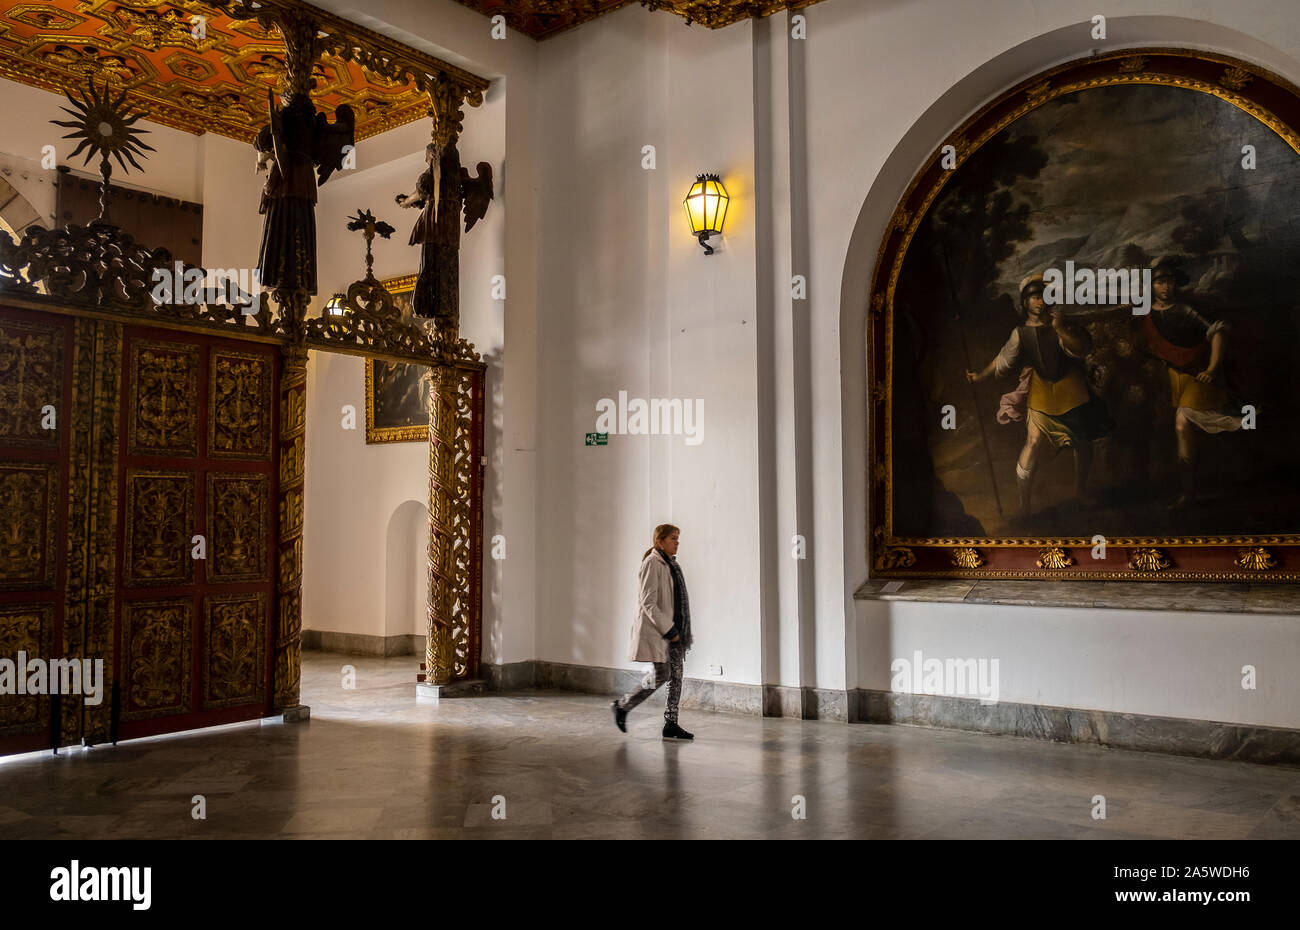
627, 550, 675, 663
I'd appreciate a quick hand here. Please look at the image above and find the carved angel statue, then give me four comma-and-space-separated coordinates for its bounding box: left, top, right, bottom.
253, 89, 354, 295
395, 142, 441, 319
461, 161, 494, 232
395, 146, 495, 321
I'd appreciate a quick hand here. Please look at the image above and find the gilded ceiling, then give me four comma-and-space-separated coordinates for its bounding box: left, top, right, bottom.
450, 0, 829, 39
0, 0, 479, 143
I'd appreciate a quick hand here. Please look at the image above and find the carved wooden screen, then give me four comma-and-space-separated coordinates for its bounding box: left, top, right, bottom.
0, 306, 74, 755
455, 364, 484, 680
113, 326, 278, 741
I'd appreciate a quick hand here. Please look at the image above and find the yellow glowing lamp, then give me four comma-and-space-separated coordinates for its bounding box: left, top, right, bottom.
683, 173, 729, 255
323, 293, 347, 336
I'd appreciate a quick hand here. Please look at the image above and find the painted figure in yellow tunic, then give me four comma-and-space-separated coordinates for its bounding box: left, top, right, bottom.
968, 274, 1115, 514
1141, 256, 1242, 506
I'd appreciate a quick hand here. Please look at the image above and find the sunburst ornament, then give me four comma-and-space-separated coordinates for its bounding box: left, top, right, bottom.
50, 78, 155, 222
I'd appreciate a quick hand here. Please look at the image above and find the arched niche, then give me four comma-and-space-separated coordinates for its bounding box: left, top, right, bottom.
839, 18, 1300, 587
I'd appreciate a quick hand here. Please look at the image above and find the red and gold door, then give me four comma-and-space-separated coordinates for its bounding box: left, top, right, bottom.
112, 326, 279, 740
0, 306, 74, 755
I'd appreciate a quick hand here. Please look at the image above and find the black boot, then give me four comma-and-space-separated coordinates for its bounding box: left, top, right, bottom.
662, 721, 694, 740
612, 701, 627, 733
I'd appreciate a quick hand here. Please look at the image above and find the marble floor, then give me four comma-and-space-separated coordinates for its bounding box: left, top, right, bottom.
1, 651, 1298, 840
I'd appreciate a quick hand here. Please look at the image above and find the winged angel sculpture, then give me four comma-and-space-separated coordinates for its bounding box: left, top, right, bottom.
396, 143, 493, 322
253, 89, 354, 295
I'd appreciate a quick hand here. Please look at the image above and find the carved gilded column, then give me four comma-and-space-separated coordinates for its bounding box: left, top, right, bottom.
275, 339, 308, 712
425, 363, 460, 684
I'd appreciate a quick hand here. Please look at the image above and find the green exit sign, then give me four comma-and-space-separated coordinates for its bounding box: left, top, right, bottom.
585, 432, 608, 446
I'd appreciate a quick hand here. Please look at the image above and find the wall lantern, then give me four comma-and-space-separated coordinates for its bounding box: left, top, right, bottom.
323, 293, 347, 336
683, 173, 729, 255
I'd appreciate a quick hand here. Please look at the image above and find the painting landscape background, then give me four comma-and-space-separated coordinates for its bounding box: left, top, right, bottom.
891, 83, 1300, 539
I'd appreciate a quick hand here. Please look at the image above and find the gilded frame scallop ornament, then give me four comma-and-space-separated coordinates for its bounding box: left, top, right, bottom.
866, 48, 1300, 581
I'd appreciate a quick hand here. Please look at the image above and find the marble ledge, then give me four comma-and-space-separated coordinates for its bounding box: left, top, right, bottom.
854, 579, 1300, 615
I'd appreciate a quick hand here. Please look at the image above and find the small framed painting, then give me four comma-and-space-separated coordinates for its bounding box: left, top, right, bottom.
363, 275, 430, 444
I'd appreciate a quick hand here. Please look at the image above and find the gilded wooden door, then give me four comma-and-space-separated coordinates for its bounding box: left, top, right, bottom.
0, 306, 74, 755
113, 326, 279, 741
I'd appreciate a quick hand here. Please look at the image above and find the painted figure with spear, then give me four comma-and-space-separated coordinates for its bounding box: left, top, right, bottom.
965, 273, 1115, 515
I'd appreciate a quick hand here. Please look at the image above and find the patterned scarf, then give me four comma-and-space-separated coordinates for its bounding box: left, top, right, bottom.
658, 548, 692, 649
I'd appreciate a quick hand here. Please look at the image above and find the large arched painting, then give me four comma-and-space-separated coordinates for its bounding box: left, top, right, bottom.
868, 50, 1300, 580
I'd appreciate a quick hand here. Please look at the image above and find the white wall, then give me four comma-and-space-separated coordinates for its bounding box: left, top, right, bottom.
517, 0, 1300, 728
857, 600, 1300, 729
534, 7, 763, 683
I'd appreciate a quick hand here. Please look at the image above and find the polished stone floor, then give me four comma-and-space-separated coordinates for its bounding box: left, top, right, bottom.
1, 651, 1298, 839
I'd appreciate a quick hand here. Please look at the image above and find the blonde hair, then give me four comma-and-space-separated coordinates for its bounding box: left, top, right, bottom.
643, 523, 680, 560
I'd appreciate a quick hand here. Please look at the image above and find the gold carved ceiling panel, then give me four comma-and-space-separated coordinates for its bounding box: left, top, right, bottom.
449, 0, 829, 38
0, 0, 439, 141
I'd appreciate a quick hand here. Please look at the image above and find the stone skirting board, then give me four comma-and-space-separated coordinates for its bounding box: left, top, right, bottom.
302, 630, 425, 657
851, 689, 1300, 766
481, 660, 1298, 764
481, 660, 848, 721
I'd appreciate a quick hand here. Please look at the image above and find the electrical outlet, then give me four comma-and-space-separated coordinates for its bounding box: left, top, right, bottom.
709, 664, 722, 676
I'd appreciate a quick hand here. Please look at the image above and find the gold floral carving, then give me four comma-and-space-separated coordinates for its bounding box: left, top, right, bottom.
0, 605, 53, 733
121, 598, 192, 720
1118, 56, 1148, 73
203, 593, 266, 709
125, 471, 194, 586
1036, 547, 1074, 570
0, 0, 487, 142
1234, 547, 1276, 572
81, 319, 121, 745
637, 0, 828, 30
1129, 547, 1172, 573
888, 208, 912, 234
274, 347, 307, 710
951, 547, 985, 569
426, 364, 459, 684
873, 526, 916, 571
210, 351, 273, 460
0, 463, 58, 588
129, 341, 199, 456
0, 317, 63, 448
208, 473, 269, 583
1220, 66, 1253, 92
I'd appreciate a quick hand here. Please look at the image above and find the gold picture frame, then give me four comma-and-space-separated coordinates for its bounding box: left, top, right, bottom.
363, 274, 429, 443
866, 48, 1300, 581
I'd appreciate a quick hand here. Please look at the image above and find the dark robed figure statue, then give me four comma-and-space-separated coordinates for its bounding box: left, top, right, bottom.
254, 90, 354, 295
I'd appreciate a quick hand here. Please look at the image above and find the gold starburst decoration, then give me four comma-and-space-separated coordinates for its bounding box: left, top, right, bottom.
1129, 547, 1172, 573
1036, 547, 1074, 570
1235, 547, 1276, 572
952, 547, 985, 569
51, 78, 155, 176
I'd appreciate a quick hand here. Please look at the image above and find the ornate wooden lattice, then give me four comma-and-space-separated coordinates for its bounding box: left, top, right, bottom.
0, 0, 491, 752
424, 362, 484, 683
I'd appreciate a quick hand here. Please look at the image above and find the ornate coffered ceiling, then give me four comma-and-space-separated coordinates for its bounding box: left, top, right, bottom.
0, 0, 486, 143
450, 0, 828, 39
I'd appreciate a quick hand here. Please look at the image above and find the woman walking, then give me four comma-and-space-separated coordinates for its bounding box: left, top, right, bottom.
612, 524, 694, 740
